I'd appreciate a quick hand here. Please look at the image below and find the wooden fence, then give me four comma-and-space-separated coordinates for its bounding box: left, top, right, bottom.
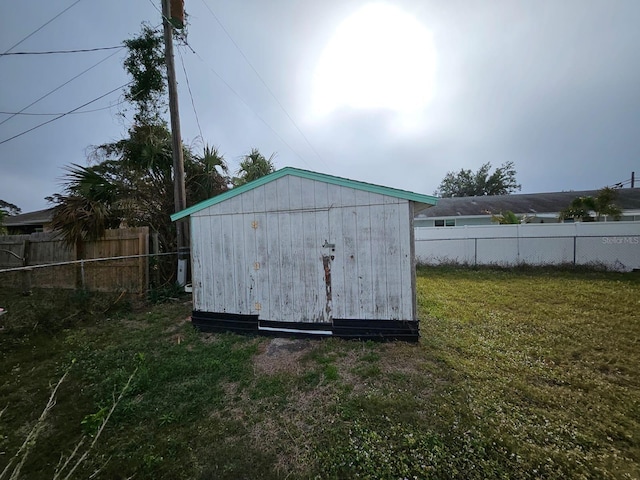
0, 227, 150, 293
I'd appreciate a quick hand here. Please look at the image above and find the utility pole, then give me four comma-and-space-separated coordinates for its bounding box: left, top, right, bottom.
161, 0, 189, 285
632, 171, 635, 188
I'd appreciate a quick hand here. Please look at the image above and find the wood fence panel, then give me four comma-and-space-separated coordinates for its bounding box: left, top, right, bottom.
28, 233, 75, 288
82, 227, 149, 292
0, 227, 149, 292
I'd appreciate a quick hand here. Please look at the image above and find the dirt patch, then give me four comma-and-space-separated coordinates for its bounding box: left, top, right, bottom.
378, 342, 428, 375
253, 338, 314, 375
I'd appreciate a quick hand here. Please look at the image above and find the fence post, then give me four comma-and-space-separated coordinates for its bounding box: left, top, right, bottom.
573, 236, 577, 266
474, 237, 478, 266
21, 239, 31, 295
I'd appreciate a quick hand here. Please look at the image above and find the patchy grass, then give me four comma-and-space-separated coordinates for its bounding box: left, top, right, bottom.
0, 267, 639, 479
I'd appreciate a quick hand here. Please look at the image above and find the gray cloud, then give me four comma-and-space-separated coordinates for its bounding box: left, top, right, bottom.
1, 0, 638, 213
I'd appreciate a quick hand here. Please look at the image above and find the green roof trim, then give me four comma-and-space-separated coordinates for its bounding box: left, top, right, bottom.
171, 167, 438, 221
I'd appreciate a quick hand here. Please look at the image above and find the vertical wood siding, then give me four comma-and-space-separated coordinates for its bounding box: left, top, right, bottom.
191, 176, 415, 322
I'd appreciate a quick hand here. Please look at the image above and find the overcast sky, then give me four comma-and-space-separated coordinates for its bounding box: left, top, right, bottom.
1, 0, 639, 213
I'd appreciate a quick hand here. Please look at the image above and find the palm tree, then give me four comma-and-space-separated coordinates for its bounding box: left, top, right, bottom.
186, 144, 230, 204
48, 164, 123, 246
232, 148, 276, 186
490, 210, 531, 224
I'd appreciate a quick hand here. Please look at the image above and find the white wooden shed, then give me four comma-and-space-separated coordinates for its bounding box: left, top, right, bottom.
171, 167, 437, 341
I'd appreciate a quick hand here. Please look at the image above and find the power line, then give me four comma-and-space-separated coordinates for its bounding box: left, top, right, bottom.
187, 45, 313, 169
199, 0, 329, 169
0, 47, 124, 127
0, 100, 126, 116
1, 0, 85, 56
177, 46, 204, 141
0, 82, 132, 146
0, 46, 122, 56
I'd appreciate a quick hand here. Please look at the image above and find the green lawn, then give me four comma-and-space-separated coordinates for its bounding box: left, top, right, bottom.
1, 267, 638, 479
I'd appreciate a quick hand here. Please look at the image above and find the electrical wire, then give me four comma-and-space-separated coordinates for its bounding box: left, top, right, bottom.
0, 46, 122, 56
0, 47, 124, 127
199, 0, 329, 168
0, 82, 133, 146
177, 46, 204, 141
187, 45, 313, 169
609, 178, 633, 189
1, 0, 85, 56
0, 99, 127, 116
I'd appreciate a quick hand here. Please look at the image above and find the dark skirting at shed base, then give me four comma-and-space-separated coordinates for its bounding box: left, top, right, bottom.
191, 311, 419, 342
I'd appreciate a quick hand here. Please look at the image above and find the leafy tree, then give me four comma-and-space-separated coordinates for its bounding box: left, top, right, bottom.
0, 199, 20, 234
559, 187, 622, 222
435, 161, 521, 197
122, 23, 166, 125
0, 199, 21, 216
232, 148, 276, 186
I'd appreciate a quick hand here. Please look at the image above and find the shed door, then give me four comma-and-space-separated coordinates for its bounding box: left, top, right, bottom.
255, 210, 333, 323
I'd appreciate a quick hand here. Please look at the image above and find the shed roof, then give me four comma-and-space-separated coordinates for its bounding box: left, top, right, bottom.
171, 167, 438, 221
417, 188, 640, 218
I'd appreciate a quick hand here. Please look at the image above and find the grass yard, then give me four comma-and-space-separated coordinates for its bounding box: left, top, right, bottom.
0, 267, 638, 479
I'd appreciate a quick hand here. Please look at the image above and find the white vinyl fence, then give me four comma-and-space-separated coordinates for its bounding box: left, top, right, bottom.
415, 222, 640, 271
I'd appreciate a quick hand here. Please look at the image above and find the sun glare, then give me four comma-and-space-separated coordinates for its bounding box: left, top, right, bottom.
312, 3, 437, 117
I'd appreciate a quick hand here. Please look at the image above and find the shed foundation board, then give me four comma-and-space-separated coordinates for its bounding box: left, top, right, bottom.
191, 311, 419, 342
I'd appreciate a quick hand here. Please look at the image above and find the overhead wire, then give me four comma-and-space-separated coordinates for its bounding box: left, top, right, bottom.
186, 43, 313, 169
0, 100, 127, 116
609, 178, 633, 189
1, 0, 85, 56
177, 46, 204, 142
0, 81, 133, 146
0, 47, 125, 127
199, 0, 329, 168
0, 46, 122, 56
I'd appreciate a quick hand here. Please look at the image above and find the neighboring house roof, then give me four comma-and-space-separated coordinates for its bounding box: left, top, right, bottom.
3, 208, 54, 227
417, 188, 640, 218
171, 167, 438, 221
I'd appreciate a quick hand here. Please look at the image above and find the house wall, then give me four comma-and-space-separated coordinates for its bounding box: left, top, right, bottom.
415, 222, 640, 271
415, 212, 640, 228
191, 175, 415, 323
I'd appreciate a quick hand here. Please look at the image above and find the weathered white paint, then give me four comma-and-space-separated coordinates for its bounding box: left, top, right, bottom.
190, 175, 415, 322
415, 222, 640, 271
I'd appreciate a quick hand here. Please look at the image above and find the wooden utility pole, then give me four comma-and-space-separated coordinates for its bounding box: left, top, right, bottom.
161, 0, 189, 284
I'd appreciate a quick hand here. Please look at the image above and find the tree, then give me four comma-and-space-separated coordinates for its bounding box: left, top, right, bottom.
47, 25, 231, 284
47, 164, 123, 245
122, 23, 166, 125
49, 126, 230, 246
0, 199, 21, 216
232, 148, 276, 186
186, 144, 230, 205
435, 161, 521, 197
559, 187, 622, 222
0, 199, 20, 235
